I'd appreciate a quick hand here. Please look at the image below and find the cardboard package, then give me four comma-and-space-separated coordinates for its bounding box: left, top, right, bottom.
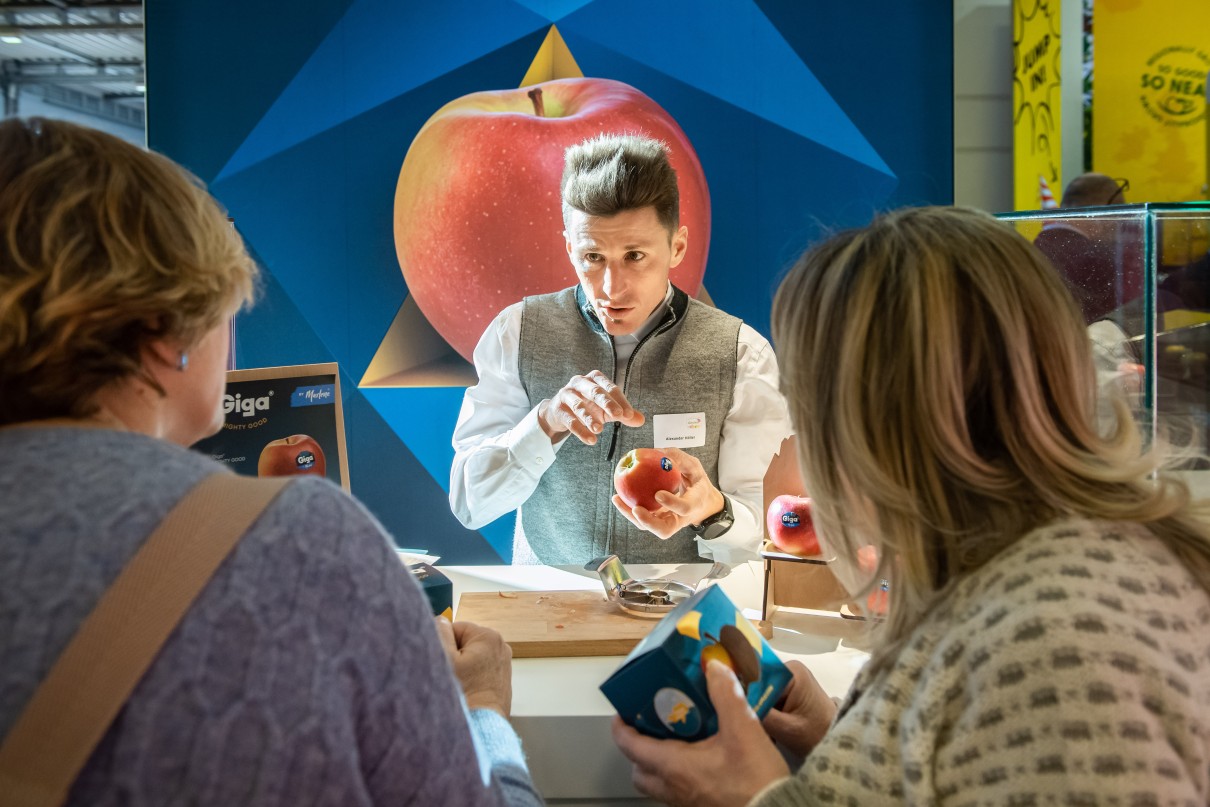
600, 585, 791, 741
409, 563, 453, 620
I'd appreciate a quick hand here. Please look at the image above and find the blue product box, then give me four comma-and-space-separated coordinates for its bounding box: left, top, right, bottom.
600, 584, 792, 741
409, 562, 453, 620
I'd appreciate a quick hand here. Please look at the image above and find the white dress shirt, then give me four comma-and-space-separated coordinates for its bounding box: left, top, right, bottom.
449, 288, 793, 564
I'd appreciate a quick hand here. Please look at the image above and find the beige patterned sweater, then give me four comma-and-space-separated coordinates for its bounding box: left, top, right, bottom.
753, 518, 1210, 806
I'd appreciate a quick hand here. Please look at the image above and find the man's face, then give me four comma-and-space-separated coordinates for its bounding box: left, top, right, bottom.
564, 206, 688, 337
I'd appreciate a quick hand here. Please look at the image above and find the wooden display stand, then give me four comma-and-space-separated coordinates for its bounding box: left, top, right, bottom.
760, 436, 875, 642
758, 547, 869, 641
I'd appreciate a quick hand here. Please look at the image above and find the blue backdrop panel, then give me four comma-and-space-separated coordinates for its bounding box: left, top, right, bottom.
210, 34, 553, 374
559, 0, 892, 177
347, 388, 508, 563
146, 0, 953, 563
756, 0, 955, 208
234, 244, 336, 369
144, 0, 356, 180
217, 0, 551, 180
361, 387, 515, 560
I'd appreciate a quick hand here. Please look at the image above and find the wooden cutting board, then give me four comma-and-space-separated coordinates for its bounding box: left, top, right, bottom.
455, 590, 659, 658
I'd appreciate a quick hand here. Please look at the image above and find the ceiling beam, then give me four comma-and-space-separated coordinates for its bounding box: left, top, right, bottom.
0, 2, 141, 11
4, 72, 142, 85
40, 83, 145, 130
1, 62, 143, 84
5, 57, 141, 67
17, 31, 112, 61
6, 22, 142, 32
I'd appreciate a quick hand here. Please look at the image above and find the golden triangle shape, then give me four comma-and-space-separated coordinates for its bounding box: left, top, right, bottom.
519, 25, 584, 86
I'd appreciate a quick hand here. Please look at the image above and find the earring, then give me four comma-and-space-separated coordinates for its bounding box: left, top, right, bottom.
177, 352, 189, 371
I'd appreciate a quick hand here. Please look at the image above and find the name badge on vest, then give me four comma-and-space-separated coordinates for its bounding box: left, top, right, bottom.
653, 412, 707, 448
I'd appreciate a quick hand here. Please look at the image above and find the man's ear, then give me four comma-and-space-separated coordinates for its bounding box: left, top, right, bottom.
668, 225, 689, 269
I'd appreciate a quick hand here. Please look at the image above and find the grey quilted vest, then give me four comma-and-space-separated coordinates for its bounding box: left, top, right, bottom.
516, 285, 739, 564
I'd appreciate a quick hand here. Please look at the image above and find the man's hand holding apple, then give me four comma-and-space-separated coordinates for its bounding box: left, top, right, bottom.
612, 447, 725, 540
537, 369, 645, 444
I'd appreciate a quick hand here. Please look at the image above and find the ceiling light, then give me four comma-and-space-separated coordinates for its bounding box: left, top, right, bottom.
0, 31, 22, 45
135, 83, 146, 93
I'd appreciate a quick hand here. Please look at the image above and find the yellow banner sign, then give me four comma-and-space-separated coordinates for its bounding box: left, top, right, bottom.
1094, 0, 1209, 202
1013, 0, 1063, 211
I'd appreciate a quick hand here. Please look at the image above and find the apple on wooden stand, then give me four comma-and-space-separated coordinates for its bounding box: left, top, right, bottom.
258, 434, 326, 478
394, 77, 711, 362
614, 448, 683, 512
765, 494, 822, 557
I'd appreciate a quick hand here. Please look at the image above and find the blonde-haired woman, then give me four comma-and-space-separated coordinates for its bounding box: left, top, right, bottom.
0, 118, 542, 806
612, 206, 1210, 805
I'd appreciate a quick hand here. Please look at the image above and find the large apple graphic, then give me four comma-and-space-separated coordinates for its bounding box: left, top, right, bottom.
614, 448, 683, 512
258, 434, 326, 478
699, 642, 735, 675
766, 494, 822, 557
699, 625, 761, 689
394, 77, 711, 362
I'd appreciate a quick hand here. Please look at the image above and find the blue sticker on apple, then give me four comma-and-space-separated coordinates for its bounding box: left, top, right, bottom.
660, 457, 672, 471
781, 513, 800, 528
296, 450, 316, 470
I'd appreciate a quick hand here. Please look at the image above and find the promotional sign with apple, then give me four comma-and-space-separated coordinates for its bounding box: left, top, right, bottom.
394, 77, 711, 362
192, 364, 349, 490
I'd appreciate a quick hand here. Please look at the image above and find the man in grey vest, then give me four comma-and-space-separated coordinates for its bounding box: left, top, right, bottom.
450, 133, 791, 565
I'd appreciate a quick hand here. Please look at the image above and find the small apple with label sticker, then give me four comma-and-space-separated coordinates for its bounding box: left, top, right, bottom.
614, 448, 683, 512
258, 434, 326, 478
766, 494, 821, 556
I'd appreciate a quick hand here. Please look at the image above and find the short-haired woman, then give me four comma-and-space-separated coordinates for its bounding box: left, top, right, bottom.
0, 118, 541, 806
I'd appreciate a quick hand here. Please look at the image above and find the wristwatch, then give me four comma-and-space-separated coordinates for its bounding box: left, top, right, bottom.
691, 495, 735, 540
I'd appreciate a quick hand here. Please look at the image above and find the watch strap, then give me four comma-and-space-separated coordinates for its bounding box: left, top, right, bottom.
692, 494, 734, 539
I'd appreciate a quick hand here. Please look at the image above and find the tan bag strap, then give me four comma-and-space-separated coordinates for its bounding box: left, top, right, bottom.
0, 472, 291, 807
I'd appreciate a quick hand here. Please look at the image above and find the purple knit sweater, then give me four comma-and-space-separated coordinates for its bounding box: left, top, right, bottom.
0, 427, 542, 806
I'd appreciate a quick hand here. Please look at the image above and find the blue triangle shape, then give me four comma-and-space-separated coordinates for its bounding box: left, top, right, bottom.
511, 0, 594, 18
559, 0, 892, 177
216, 0, 551, 180
359, 386, 464, 494
351, 388, 510, 562
360, 385, 516, 560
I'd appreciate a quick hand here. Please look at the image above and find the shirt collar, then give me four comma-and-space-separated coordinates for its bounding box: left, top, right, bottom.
613, 283, 674, 347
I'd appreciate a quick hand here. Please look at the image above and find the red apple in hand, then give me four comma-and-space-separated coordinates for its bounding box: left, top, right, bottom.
614, 448, 683, 512
258, 434, 326, 478
394, 77, 711, 361
766, 495, 821, 556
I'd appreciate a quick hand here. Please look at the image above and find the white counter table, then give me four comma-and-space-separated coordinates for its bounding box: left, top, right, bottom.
439, 561, 869, 806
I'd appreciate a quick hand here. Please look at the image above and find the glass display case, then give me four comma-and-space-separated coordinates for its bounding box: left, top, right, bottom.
997, 203, 1210, 494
